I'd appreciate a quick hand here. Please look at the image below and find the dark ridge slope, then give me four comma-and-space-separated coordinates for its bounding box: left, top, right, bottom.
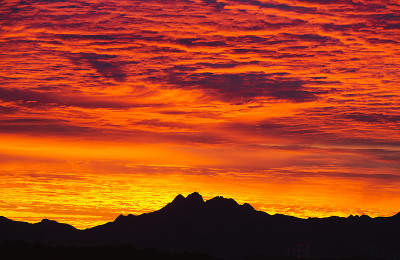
1, 193, 399, 259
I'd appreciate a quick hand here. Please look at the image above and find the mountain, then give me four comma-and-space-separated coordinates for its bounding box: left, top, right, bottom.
1, 193, 400, 259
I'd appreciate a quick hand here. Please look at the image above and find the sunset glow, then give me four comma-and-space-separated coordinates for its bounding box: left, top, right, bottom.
1, 0, 400, 229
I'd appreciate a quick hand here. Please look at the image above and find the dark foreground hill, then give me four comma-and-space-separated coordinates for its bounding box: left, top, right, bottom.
1, 193, 399, 260
0, 241, 221, 260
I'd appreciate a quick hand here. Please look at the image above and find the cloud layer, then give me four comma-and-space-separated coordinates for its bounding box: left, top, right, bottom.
0, 0, 399, 228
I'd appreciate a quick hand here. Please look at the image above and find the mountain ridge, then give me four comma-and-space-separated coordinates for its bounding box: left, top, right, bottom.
3, 193, 399, 228
1, 192, 400, 259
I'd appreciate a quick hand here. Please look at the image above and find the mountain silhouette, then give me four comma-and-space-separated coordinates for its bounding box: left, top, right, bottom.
1, 193, 399, 260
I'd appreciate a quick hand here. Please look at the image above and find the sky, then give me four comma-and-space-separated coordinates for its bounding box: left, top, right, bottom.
1, 0, 400, 229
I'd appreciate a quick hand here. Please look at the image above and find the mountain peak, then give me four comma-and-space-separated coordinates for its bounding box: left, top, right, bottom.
171, 194, 185, 204
38, 218, 58, 224
170, 192, 204, 205
162, 192, 204, 212
206, 195, 238, 206
164, 193, 257, 216
186, 192, 204, 203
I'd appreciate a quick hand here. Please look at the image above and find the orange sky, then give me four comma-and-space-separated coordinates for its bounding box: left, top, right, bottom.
1, 0, 400, 229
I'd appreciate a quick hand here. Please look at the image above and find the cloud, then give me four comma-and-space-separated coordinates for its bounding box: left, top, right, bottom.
0, 105, 18, 114
360, 149, 400, 162
0, 118, 68, 123
0, 87, 162, 109
223, 119, 400, 148
227, 0, 318, 13
0, 120, 94, 136
282, 33, 342, 45
341, 112, 400, 123
1, 0, 400, 228
67, 52, 127, 82
0, 87, 53, 104
174, 37, 228, 47
56, 34, 116, 41
162, 71, 330, 102
295, 0, 354, 4
25, 173, 86, 181
227, 35, 296, 45
131, 119, 193, 129
318, 171, 400, 181
200, 0, 227, 9
170, 61, 260, 72
276, 169, 400, 182
366, 38, 399, 44
321, 22, 368, 32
